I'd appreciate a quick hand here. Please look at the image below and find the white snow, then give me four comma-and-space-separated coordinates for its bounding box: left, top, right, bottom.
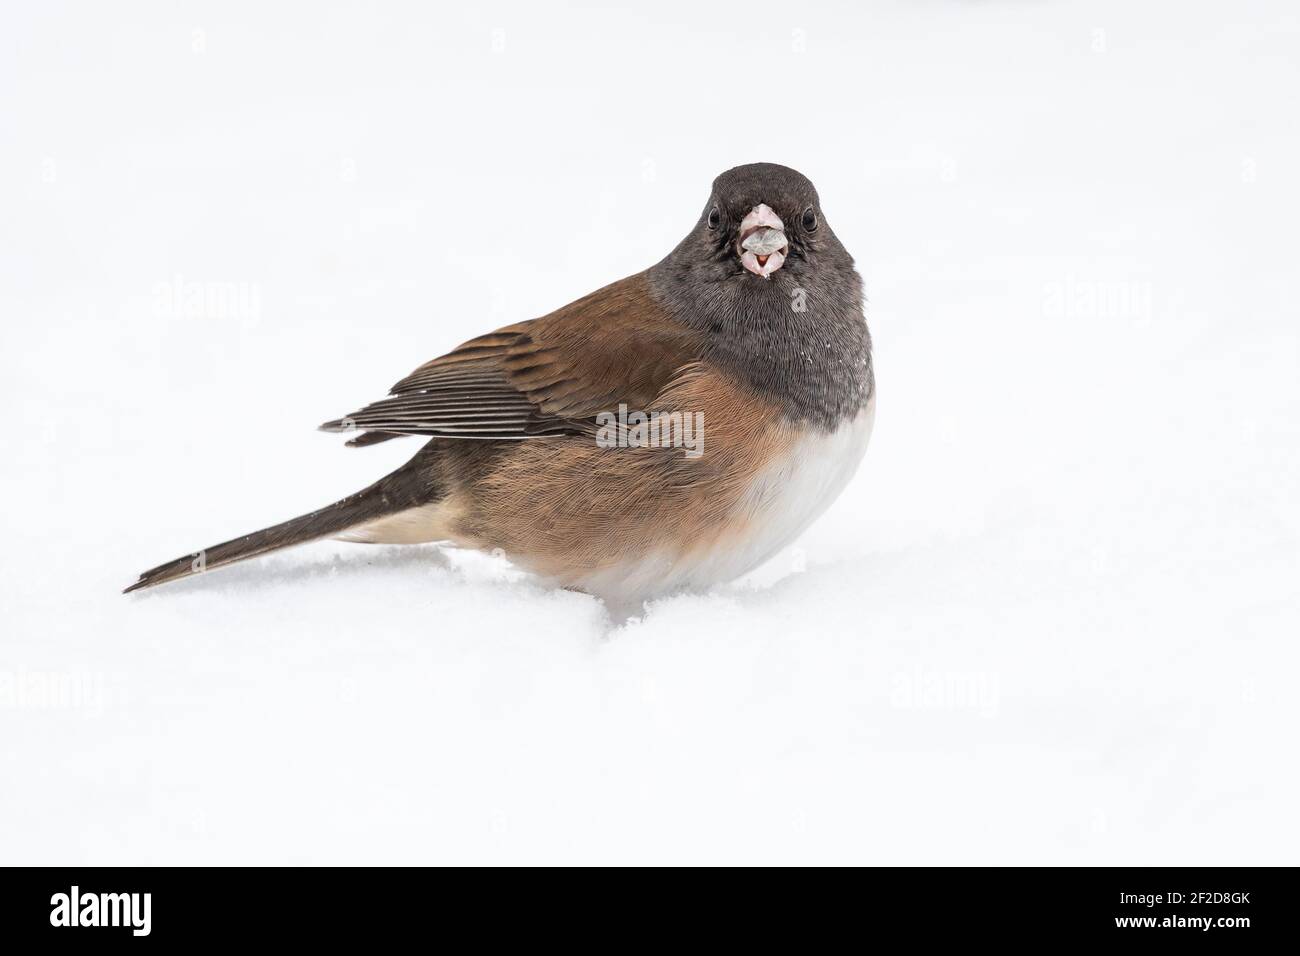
2, 1, 1297, 864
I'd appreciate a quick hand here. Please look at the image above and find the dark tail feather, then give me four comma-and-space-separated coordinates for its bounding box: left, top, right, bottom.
124, 453, 440, 593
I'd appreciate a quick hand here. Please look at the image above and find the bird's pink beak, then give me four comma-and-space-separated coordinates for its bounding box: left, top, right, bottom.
737, 203, 788, 279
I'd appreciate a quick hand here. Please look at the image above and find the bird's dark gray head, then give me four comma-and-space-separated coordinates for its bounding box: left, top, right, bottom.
648, 162, 872, 429
655, 162, 856, 288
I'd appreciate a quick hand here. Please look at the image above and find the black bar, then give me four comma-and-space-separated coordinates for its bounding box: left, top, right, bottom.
0, 867, 1291, 944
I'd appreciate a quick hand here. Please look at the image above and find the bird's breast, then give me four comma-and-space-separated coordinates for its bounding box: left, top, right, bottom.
559, 395, 876, 604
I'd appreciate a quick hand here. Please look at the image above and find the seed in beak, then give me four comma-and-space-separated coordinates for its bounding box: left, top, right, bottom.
737, 204, 789, 278
742, 227, 789, 257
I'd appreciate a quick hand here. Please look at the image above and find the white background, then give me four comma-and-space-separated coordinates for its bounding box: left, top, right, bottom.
2, 1, 1297, 864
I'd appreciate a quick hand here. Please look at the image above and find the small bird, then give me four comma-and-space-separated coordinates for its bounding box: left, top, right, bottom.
126, 163, 875, 606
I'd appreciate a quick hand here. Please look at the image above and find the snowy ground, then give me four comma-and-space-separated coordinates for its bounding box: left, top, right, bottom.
2, 1, 1297, 864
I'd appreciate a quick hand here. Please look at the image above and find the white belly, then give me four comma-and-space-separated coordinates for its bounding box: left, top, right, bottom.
573, 397, 876, 606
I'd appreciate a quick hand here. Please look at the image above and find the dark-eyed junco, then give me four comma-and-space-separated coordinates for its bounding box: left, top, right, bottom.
127, 163, 875, 605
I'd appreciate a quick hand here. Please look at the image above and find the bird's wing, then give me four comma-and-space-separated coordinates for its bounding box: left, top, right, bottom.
319, 273, 703, 445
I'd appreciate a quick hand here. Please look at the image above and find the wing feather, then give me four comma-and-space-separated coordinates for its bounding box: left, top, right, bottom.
320, 274, 703, 445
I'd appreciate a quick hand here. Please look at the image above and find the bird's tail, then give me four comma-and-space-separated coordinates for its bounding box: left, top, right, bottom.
124, 450, 441, 593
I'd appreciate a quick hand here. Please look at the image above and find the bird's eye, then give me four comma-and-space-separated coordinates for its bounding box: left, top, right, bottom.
802, 206, 818, 232
707, 206, 721, 230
